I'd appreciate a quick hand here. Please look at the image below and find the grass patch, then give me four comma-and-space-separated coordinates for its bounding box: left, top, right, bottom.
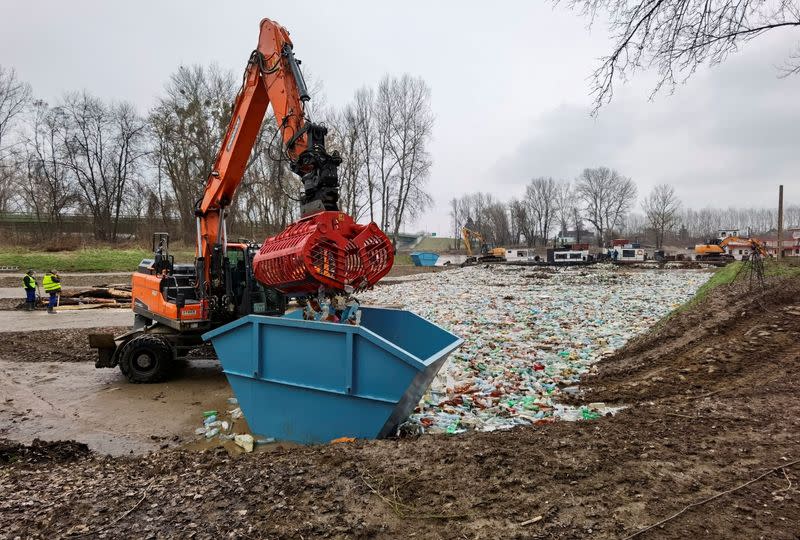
651, 263, 742, 328
664, 258, 800, 322
764, 257, 800, 278
0, 248, 196, 272
678, 262, 743, 311
394, 253, 413, 266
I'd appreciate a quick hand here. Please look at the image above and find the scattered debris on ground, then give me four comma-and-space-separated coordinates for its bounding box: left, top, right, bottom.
0, 439, 90, 465
1, 270, 798, 538
1, 272, 798, 538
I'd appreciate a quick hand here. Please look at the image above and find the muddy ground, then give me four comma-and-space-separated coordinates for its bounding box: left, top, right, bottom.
0, 326, 125, 362
1, 275, 799, 538
0, 325, 230, 456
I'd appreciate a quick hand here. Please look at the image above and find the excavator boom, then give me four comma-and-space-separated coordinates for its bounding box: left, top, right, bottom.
197, 19, 340, 266
195, 18, 392, 299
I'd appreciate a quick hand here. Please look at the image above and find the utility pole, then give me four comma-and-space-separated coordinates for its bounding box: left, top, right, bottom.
777, 185, 784, 261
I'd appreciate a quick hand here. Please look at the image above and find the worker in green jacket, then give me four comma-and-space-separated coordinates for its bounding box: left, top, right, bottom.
42, 270, 61, 314
22, 270, 37, 311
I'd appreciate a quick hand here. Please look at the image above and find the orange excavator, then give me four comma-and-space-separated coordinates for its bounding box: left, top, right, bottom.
694, 235, 768, 262
91, 19, 394, 382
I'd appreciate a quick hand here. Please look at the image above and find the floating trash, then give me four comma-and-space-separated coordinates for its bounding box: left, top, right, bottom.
360, 264, 708, 433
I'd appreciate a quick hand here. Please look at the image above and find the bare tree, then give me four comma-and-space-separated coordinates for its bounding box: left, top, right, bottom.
59, 92, 147, 241
353, 87, 377, 222
525, 177, 559, 246
508, 198, 524, 245
235, 121, 300, 237
149, 65, 236, 241
386, 74, 434, 243
575, 166, 637, 246
643, 184, 682, 248
373, 77, 398, 231
554, 181, 575, 237
572, 205, 586, 243
563, 0, 800, 110
18, 100, 77, 238
331, 103, 369, 220
509, 196, 536, 247
622, 211, 647, 238
0, 66, 30, 158
0, 66, 32, 212
449, 197, 461, 247
784, 204, 800, 228
482, 201, 512, 245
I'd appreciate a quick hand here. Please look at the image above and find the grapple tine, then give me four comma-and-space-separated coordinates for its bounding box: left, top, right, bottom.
253, 211, 394, 295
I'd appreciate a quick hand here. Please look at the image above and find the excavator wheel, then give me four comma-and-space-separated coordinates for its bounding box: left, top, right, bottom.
118, 334, 173, 384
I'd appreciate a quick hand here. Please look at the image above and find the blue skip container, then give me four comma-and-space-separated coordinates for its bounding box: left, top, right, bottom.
203, 307, 462, 444
410, 251, 439, 267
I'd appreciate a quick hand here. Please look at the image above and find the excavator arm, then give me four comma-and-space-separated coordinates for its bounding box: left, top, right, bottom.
194, 18, 392, 305
195, 19, 342, 289
461, 227, 474, 257
461, 226, 486, 257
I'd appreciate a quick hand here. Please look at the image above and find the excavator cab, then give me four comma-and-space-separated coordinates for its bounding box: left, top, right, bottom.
151, 232, 173, 275
225, 243, 285, 318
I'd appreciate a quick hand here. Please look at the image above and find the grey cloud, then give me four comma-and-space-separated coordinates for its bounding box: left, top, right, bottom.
489, 32, 800, 211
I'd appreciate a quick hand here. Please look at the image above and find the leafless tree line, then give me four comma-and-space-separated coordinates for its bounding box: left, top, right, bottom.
330, 74, 433, 244
451, 167, 797, 250
451, 167, 638, 248
0, 64, 434, 245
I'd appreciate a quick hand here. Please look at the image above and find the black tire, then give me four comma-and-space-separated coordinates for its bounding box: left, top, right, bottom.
118, 334, 173, 383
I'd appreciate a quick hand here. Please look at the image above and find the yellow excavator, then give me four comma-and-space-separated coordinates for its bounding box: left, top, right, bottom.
695, 235, 768, 261
461, 225, 505, 265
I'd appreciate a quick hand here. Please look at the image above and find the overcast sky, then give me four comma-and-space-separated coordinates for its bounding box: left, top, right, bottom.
3, 1, 798, 235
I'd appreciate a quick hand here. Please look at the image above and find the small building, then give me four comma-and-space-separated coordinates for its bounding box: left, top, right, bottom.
547, 244, 591, 264
504, 248, 542, 262
724, 239, 754, 260
557, 230, 595, 245
505, 248, 530, 261
610, 240, 646, 262
753, 228, 800, 258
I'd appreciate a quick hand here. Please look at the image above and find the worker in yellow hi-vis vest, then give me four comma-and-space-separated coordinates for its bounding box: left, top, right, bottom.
42, 270, 61, 314
22, 270, 37, 311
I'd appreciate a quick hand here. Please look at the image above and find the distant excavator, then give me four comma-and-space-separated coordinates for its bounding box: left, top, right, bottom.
695, 234, 769, 262
461, 220, 505, 265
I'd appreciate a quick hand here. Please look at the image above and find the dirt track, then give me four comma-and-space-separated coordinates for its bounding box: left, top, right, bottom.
0, 265, 442, 291
0, 275, 798, 538
0, 272, 130, 289
0, 308, 132, 332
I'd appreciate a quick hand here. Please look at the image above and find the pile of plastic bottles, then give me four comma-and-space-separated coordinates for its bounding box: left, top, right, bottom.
360, 264, 709, 434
